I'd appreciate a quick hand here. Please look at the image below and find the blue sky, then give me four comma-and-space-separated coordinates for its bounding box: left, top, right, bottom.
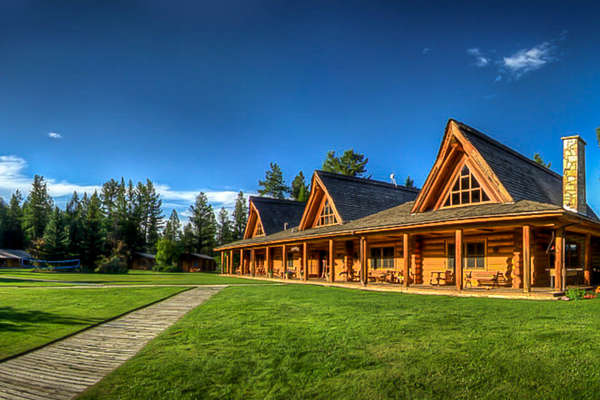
1, 1, 599, 219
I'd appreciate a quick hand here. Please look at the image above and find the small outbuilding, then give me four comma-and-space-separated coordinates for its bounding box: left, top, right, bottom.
181, 253, 217, 272
0, 249, 31, 267
130, 252, 156, 270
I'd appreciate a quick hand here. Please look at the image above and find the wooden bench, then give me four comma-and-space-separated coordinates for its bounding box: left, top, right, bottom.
465, 271, 505, 288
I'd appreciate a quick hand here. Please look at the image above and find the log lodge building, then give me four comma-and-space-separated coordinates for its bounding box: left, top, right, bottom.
215, 120, 600, 294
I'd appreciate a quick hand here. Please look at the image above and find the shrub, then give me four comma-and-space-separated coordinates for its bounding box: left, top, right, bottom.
565, 288, 586, 301
95, 255, 128, 274
152, 263, 181, 273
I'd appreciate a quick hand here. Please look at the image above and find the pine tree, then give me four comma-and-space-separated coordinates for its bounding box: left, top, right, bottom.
22, 175, 53, 243
404, 176, 415, 188
163, 210, 181, 242
533, 153, 551, 168
291, 171, 309, 202
100, 178, 121, 252
137, 179, 163, 252
3, 191, 24, 249
181, 223, 196, 254
65, 192, 84, 258
189, 192, 217, 255
41, 207, 70, 260
0, 198, 7, 248
216, 207, 233, 245
232, 191, 248, 240
258, 162, 289, 199
80, 192, 105, 269
322, 150, 368, 177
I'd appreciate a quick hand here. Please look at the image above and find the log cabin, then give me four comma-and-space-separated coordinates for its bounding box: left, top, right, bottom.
216, 119, 600, 293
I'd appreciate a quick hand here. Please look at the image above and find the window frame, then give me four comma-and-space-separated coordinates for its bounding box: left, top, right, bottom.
464, 240, 486, 270
314, 198, 338, 227
441, 164, 491, 209
370, 246, 395, 269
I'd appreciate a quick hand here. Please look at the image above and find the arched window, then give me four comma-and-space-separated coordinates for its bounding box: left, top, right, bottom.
442, 165, 490, 208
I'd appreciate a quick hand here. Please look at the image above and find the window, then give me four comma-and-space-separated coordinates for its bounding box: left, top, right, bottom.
465, 241, 485, 269
447, 243, 455, 271
254, 222, 264, 236
370, 247, 394, 269
442, 165, 490, 208
566, 242, 580, 268
286, 253, 294, 269
315, 199, 338, 227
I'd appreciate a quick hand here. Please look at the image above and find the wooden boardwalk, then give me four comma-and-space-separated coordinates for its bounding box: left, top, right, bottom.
0, 287, 222, 400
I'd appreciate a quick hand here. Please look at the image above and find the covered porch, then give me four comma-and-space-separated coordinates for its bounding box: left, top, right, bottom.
220, 216, 600, 295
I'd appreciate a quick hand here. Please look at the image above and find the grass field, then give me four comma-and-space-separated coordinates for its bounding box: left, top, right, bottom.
80, 284, 600, 400
0, 286, 187, 360
0, 269, 268, 286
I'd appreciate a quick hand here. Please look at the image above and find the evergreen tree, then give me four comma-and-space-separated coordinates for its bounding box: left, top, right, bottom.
216, 207, 233, 245
138, 179, 163, 252
189, 192, 217, 255
3, 191, 24, 249
41, 207, 70, 260
181, 222, 196, 254
404, 176, 415, 188
80, 192, 105, 269
322, 149, 368, 177
291, 171, 309, 202
100, 178, 121, 253
65, 191, 84, 258
163, 210, 181, 242
258, 162, 289, 199
533, 153, 551, 168
232, 191, 248, 240
22, 175, 53, 243
0, 198, 7, 248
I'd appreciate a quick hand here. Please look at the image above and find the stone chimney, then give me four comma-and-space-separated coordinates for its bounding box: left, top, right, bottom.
562, 135, 586, 214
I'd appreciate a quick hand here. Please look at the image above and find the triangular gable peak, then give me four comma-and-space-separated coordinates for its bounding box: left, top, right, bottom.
298, 172, 342, 230
411, 120, 513, 213
243, 201, 266, 239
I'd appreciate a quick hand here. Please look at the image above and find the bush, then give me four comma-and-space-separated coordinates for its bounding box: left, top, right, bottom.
565, 288, 586, 301
94, 255, 128, 274
152, 263, 181, 273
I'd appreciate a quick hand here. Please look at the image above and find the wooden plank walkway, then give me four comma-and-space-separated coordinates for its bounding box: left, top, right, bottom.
0, 287, 222, 400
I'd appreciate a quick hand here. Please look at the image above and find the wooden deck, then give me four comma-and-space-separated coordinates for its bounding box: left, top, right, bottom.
0, 286, 222, 400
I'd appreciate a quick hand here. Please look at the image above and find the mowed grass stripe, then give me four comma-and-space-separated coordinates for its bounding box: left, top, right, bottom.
79, 284, 600, 400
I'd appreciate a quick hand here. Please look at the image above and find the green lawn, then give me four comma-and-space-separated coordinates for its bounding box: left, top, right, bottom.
0, 286, 187, 360
0, 269, 269, 286
80, 284, 600, 400
0, 277, 77, 286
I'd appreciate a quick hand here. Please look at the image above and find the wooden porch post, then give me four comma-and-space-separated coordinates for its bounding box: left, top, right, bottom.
555, 228, 565, 291
403, 233, 410, 288
328, 239, 334, 283
363, 237, 369, 286
282, 244, 287, 279
523, 225, 531, 293
220, 251, 224, 274
303, 242, 308, 281
455, 229, 463, 290
229, 250, 233, 274
266, 246, 271, 277
585, 233, 592, 286
251, 248, 256, 277
239, 249, 244, 274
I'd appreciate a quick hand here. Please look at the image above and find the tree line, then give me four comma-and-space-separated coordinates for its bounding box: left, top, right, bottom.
257, 149, 415, 200
0, 175, 249, 271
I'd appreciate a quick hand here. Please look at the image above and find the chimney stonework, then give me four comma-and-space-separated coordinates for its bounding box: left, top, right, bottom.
562, 135, 586, 215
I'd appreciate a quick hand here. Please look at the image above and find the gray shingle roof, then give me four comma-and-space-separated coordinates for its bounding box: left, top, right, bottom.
0, 249, 31, 259
250, 196, 305, 235
316, 170, 419, 222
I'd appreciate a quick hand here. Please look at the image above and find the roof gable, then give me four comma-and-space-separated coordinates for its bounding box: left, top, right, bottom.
244, 196, 305, 238
412, 120, 512, 213
299, 170, 420, 229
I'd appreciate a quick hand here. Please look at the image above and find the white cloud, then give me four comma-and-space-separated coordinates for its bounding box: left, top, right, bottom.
48, 132, 63, 139
422, 47, 431, 55
467, 48, 489, 67
502, 42, 554, 77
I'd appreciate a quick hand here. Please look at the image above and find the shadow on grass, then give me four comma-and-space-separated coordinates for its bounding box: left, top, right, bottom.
0, 306, 94, 332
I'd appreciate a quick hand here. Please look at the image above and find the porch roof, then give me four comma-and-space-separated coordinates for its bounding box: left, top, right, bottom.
216, 199, 571, 249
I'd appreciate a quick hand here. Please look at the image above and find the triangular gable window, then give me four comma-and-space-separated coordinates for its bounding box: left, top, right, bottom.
315, 199, 338, 227
254, 221, 264, 236
442, 165, 490, 208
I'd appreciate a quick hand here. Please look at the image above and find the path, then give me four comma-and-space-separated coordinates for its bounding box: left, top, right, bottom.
0, 286, 222, 400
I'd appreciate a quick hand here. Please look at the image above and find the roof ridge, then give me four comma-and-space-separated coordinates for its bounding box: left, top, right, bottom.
454, 120, 562, 181
316, 170, 420, 192
249, 196, 306, 205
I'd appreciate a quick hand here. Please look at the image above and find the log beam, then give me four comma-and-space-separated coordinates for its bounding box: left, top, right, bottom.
403, 233, 410, 288
455, 229, 463, 290
555, 228, 565, 291
328, 239, 334, 283
523, 225, 531, 293
585, 233, 592, 286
